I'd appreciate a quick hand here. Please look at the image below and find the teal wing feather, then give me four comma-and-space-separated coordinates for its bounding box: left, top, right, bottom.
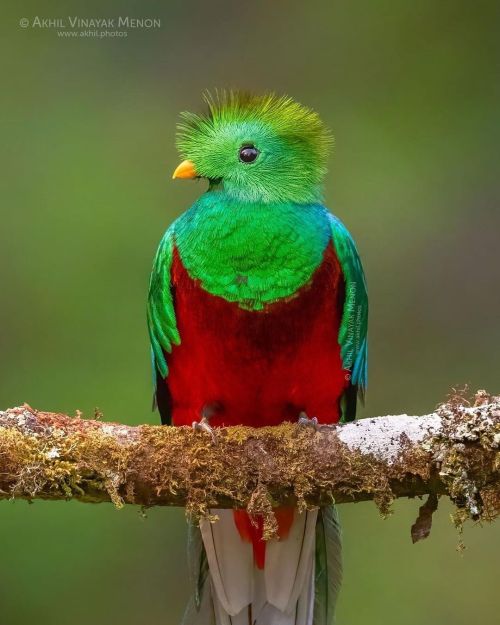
147, 228, 181, 421
187, 523, 210, 611
314, 506, 343, 625
313, 506, 342, 625
329, 214, 368, 421
181, 523, 213, 625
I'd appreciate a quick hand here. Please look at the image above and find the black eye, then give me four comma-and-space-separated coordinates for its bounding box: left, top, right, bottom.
239, 145, 259, 163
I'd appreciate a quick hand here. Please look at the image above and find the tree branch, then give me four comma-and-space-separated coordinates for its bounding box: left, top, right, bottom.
0, 390, 498, 539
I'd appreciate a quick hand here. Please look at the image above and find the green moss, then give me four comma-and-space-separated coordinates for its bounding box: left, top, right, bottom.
0, 394, 498, 542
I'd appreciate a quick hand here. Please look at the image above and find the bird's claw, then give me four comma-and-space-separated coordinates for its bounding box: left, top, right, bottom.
192, 415, 218, 445
298, 412, 321, 432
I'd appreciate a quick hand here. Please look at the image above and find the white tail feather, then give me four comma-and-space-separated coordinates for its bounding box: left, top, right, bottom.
264, 509, 318, 613
191, 509, 318, 625
199, 510, 254, 616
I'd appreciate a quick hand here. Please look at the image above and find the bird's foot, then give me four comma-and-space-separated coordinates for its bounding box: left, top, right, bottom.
192, 406, 218, 445
298, 412, 321, 432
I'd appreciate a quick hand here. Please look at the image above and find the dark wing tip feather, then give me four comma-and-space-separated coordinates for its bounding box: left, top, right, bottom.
155, 368, 173, 425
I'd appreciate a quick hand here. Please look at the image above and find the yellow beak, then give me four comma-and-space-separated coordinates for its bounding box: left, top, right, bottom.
172, 159, 198, 180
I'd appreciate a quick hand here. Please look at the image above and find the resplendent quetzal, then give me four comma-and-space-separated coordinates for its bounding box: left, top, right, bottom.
147, 92, 368, 625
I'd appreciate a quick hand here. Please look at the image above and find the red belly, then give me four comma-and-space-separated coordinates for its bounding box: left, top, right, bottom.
167, 244, 348, 427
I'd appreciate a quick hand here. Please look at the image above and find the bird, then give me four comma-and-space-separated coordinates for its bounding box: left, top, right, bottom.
147, 91, 368, 625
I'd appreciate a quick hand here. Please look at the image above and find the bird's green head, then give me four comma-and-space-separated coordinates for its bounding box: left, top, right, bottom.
173, 91, 333, 204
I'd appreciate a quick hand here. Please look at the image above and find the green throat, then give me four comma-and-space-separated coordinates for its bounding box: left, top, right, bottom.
173, 190, 331, 310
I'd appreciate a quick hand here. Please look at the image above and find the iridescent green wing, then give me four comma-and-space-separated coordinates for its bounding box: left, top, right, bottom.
147, 228, 180, 422
329, 215, 368, 421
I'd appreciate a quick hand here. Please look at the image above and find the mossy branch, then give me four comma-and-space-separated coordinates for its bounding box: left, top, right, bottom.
0, 390, 498, 540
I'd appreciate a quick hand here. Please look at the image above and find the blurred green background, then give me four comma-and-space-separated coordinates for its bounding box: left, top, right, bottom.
1, 1, 499, 624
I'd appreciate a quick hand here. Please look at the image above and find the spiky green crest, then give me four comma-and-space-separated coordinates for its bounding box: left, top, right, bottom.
176, 91, 333, 204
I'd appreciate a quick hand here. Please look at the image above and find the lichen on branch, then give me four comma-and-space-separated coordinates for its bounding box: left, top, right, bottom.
0, 390, 498, 540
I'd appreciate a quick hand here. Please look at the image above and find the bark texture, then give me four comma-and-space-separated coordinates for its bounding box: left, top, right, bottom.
0, 390, 498, 539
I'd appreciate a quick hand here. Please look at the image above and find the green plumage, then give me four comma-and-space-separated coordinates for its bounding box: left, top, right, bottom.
177, 91, 333, 204
329, 215, 368, 396
315, 506, 343, 624
174, 194, 330, 308
148, 233, 180, 377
